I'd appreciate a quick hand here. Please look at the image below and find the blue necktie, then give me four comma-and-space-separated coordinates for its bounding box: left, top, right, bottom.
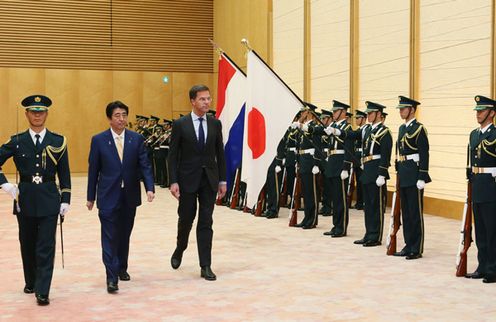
198, 117, 205, 150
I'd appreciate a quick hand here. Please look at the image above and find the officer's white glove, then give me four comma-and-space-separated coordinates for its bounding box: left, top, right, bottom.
301, 123, 309, 132
324, 126, 335, 135
282, 158, 286, 166
375, 175, 385, 187
340, 170, 349, 180
1, 183, 18, 200
290, 122, 300, 129
312, 165, 320, 174
59, 203, 70, 217
275, 165, 282, 173
416, 180, 425, 190
334, 128, 342, 136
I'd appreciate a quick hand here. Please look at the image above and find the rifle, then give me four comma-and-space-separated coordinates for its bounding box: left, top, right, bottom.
254, 185, 266, 216
456, 180, 472, 277
60, 214, 65, 269
346, 167, 355, 209
229, 168, 241, 209
289, 169, 301, 226
278, 167, 288, 207
386, 175, 401, 255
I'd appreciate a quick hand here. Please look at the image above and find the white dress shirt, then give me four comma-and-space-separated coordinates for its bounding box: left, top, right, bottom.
29, 128, 47, 145
191, 111, 208, 143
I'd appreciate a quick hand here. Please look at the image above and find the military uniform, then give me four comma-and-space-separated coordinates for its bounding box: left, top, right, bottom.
394, 96, 430, 260
284, 127, 299, 207
322, 100, 354, 237
355, 102, 392, 247
318, 109, 333, 216
0, 95, 71, 305
466, 95, 496, 283
263, 135, 286, 218
351, 110, 368, 210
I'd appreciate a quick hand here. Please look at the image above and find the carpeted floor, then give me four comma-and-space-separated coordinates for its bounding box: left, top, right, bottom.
0, 176, 494, 322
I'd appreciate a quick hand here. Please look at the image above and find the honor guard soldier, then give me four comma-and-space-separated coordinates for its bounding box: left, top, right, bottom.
322, 100, 353, 237
0, 95, 71, 305
394, 95, 430, 260
353, 101, 392, 247
318, 109, 333, 216
159, 119, 173, 188
263, 135, 287, 219
283, 112, 301, 207
293, 103, 323, 229
351, 110, 368, 210
465, 95, 496, 283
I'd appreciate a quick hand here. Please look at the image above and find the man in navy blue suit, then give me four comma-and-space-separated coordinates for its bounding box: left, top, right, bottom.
87, 101, 155, 293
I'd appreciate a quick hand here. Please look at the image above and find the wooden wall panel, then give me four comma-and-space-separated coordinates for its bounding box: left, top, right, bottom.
171, 72, 214, 119
0, 0, 213, 72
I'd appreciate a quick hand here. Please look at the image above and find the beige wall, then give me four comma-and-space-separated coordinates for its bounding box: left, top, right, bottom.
0, 68, 213, 174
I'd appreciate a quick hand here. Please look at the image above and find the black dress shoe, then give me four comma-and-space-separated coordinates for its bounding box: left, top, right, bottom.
482, 276, 496, 283
321, 213, 332, 217
323, 230, 334, 236
331, 233, 346, 238
363, 241, 382, 247
302, 225, 316, 229
201, 266, 217, 281
118, 271, 131, 281
465, 271, 485, 279
294, 222, 305, 228
23, 285, 34, 294
171, 250, 183, 269
405, 253, 422, 260
353, 238, 367, 245
393, 249, 408, 257
35, 294, 50, 305
107, 281, 119, 293
266, 213, 278, 219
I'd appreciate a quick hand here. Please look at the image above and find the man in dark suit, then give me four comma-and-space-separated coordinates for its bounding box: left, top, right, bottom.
0, 95, 71, 306
168, 84, 226, 281
87, 101, 155, 293
465, 95, 496, 283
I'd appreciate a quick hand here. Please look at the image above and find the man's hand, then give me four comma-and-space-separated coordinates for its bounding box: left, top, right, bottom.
1, 183, 18, 200
217, 183, 227, 199
59, 203, 70, 217
86, 201, 94, 211
170, 183, 180, 200
146, 191, 155, 202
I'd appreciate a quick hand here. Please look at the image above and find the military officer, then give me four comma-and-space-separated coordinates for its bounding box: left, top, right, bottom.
0, 95, 71, 305
284, 112, 302, 207
393, 96, 430, 260
322, 100, 354, 237
293, 104, 323, 229
465, 95, 496, 283
353, 101, 392, 247
351, 110, 368, 210
159, 119, 173, 188
318, 109, 333, 216
263, 135, 286, 219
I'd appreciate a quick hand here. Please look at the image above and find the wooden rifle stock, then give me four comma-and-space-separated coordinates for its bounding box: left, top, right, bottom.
346, 167, 356, 209
386, 176, 401, 255
229, 168, 241, 209
289, 171, 301, 226
254, 186, 266, 216
456, 181, 472, 277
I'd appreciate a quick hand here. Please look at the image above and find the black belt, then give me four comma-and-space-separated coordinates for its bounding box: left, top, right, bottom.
20, 175, 56, 184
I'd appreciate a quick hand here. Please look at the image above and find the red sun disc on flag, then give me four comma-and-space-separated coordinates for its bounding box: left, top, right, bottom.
247, 107, 266, 159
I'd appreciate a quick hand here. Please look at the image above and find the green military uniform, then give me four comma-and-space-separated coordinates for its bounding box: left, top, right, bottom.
351, 110, 368, 210
263, 135, 287, 218
354, 102, 392, 246
0, 95, 71, 304
318, 109, 333, 216
394, 96, 430, 260
466, 95, 496, 283
322, 100, 354, 237
284, 126, 300, 207
159, 120, 172, 188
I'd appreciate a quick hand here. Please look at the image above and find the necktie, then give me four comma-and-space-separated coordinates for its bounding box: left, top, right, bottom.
35, 134, 41, 149
115, 136, 124, 161
198, 117, 205, 150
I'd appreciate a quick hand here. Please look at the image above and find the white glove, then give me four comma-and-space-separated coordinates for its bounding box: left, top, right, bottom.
376, 175, 385, 187
312, 165, 320, 174
1, 183, 18, 200
59, 203, 70, 217
275, 165, 282, 173
324, 126, 335, 135
416, 180, 425, 190
301, 123, 309, 132
290, 122, 300, 129
340, 170, 349, 180
282, 158, 286, 166
334, 128, 342, 136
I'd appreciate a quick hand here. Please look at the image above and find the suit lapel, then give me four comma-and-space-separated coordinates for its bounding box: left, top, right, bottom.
205, 115, 215, 148
122, 129, 133, 165
38, 130, 51, 152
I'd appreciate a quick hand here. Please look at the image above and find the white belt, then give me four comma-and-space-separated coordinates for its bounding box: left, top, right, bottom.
398, 153, 419, 162
472, 166, 496, 175
323, 148, 329, 152
362, 155, 381, 163
154, 147, 160, 150
328, 149, 345, 156
299, 148, 315, 155
160, 146, 169, 149
289, 147, 297, 152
